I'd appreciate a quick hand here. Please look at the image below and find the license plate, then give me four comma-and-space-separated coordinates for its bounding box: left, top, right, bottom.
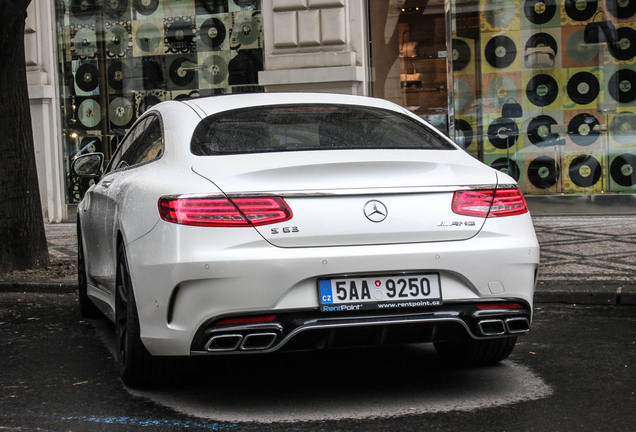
318, 273, 442, 312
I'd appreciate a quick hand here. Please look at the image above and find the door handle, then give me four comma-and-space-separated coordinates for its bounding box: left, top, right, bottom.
100, 180, 112, 188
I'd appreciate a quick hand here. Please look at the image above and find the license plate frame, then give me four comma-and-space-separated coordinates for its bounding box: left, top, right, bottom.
318, 273, 442, 312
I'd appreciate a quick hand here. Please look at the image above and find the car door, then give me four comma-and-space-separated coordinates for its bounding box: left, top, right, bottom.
83, 117, 150, 291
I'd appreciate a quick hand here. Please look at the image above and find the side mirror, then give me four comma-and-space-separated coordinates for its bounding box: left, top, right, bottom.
72, 153, 104, 179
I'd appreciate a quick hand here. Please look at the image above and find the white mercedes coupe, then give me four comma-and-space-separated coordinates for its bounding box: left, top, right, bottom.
72, 93, 540, 387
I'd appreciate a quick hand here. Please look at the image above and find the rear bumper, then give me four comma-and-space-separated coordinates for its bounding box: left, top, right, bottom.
190, 300, 531, 355
125, 214, 539, 356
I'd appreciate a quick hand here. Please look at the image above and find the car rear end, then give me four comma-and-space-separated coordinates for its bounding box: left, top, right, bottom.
125, 95, 539, 359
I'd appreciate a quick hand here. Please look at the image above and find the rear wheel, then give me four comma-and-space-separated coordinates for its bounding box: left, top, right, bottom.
116, 242, 176, 387
434, 336, 517, 366
77, 223, 102, 318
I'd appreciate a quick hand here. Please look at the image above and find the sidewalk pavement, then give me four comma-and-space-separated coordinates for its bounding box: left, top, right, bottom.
1, 217, 635, 305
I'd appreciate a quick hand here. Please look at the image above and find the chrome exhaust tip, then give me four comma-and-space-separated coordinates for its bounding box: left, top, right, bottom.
505, 317, 530, 334
205, 334, 243, 352
241, 333, 278, 351
478, 319, 506, 336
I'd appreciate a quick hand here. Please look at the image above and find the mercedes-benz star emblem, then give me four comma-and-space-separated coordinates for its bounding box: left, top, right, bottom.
363, 200, 388, 223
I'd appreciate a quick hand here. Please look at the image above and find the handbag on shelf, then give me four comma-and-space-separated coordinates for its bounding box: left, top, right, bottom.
400, 31, 419, 58
584, 11, 617, 44
524, 37, 555, 69
400, 64, 424, 88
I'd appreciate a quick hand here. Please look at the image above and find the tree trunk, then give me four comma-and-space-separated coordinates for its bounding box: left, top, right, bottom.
0, 0, 50, 273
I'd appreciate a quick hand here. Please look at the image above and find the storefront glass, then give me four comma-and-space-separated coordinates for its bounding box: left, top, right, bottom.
54, 0, 263, 204
368, 0, 450, 134
370, 0, 636, 196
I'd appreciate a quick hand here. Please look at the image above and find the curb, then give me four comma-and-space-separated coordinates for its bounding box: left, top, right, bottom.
2, 281, 635, 306
0, 281, 77, 294
535, 284, 636, 306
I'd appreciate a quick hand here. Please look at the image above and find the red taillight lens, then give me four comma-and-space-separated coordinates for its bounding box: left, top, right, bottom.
158, 196, 292, 227
452, 188, 528, 218
216, 316, 277, 325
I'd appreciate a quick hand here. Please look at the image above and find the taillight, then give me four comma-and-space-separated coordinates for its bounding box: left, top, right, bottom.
158, 196, 292, 227
452, 188, 528, 218
216, 316, 277, 326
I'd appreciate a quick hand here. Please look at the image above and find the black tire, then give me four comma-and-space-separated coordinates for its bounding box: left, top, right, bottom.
434, 336, 517, 367
77, 222, 103, 319
116, 242, 176, 387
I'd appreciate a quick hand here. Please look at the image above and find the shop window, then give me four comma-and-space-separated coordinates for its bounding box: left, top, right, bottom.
56, 0, 265, 204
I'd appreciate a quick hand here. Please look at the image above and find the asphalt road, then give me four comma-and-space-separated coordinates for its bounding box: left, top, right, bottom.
1, 293, 634, 431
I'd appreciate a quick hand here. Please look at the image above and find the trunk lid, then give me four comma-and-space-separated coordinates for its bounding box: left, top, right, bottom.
191, 150, 499, 247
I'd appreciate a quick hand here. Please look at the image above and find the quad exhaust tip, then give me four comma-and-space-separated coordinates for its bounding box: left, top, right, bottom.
205, 332, 278, 352
478, 318, 530, 336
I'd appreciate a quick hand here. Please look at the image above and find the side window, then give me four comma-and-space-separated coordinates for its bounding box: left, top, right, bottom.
107, 117, 149, 173
124, 117, 164, 166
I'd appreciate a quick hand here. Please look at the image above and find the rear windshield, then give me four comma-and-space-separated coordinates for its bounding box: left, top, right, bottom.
190, 104, 455, 155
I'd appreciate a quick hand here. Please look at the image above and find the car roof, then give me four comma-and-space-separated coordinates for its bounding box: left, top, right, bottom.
178, 92, 408, 117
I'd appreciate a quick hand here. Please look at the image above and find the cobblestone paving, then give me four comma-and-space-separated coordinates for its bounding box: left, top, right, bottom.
533, 216, 636, 283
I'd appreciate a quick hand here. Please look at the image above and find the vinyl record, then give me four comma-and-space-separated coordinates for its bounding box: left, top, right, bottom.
566, 29, 599, 64
455, 119, 474, 149
166, 0, 192, 14
606, 0, 636, 19
200, 18, 227, 49
527, 115, 560, 146
484, 0, 516, 28
138, 95, 161, 115
75, 63, 99, 92
568, 113, 600, 146
611, 153, 636, 186
523, 0, 557, 24
168, 57, 196, 87
486, 76, 518, 109
452, 39, 470, 71
487, 117, 519, 149
609, 27, 636, 62
610, 112, 636, 145
528, 156, 560, 189
166, 19, 196, 53
232, 14, 260, 46
525, 32, 558, 57
454, 79, 473, 112
569, 155, 602, 188
141, 60, 164, 89
608, 69, 636, 103
79, 136, 101, 154
526, 74, 558, 107
104, 0, 129, 19
78, 99, 101, 129
133, 0, 159, 15
74, 28, 97, 57
71, 0, 97, 21
202, 55, 228, 85
106, 26, 129, 56
566, 72, 600, 105
109, 97, 134, 127
564, 0, 597, 21
484, 36, 517, 69
108, 61, 130, 91
491, 157, 521, 181
135, 23, 162, 53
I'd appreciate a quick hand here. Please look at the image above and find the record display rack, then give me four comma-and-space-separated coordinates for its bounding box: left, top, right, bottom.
451, 0, 636, 195
56, 0, 265, 203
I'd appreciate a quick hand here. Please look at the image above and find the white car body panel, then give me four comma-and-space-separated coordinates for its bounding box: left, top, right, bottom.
76, 93, 540, 359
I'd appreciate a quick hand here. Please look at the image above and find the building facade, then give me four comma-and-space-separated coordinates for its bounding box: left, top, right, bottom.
26, 0, 636, 222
